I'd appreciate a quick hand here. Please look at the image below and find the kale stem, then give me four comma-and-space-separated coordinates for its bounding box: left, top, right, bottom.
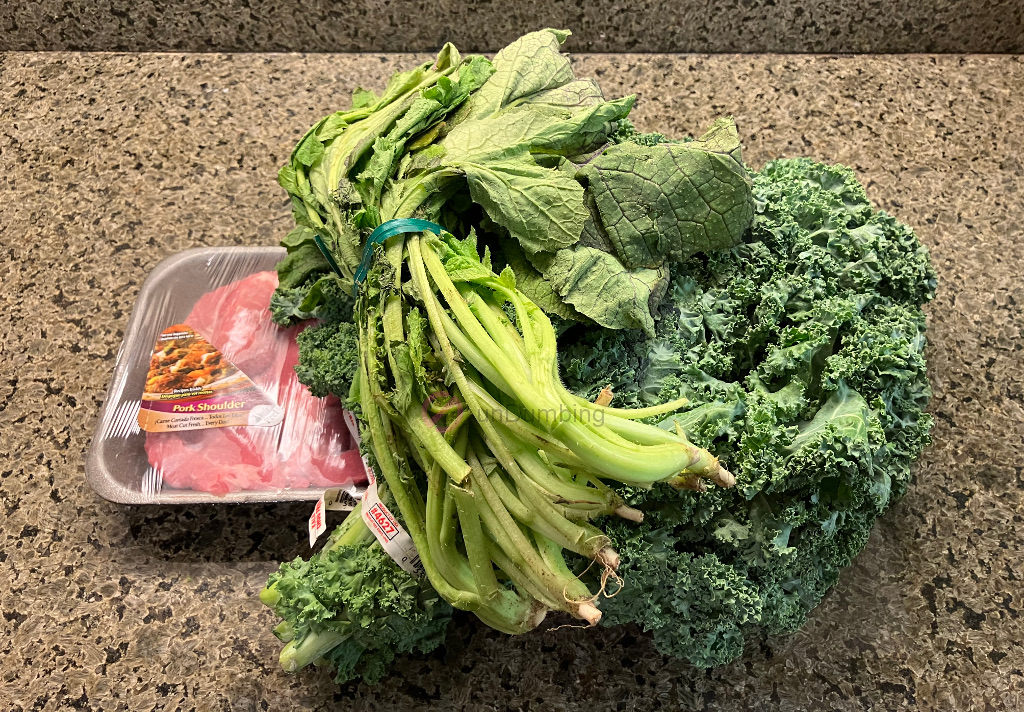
279, 630, 350, 673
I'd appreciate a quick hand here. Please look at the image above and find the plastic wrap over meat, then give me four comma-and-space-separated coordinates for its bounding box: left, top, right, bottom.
144, 271, 364, 496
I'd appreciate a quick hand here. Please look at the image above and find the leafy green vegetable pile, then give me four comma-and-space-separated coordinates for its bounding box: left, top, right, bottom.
261, 30, 935, 682
561, 157, 935, 667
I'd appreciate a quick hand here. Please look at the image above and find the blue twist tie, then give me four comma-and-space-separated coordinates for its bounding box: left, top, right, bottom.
312, 233, 345, 279
351, 219, 444, 296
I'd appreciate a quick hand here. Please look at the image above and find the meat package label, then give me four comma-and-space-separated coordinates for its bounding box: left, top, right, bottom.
137, 324, 284, 432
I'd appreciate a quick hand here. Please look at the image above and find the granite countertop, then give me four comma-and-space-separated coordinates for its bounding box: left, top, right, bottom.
3, 0, 1023, 53
1, 52, 1022, 711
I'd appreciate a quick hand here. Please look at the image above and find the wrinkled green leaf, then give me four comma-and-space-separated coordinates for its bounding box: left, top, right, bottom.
466, 28, 574, 119
443, 96, 633, 164
580, 117, 754, 269
276, 242, 330, 290
529, 245, 669, 335
461, 156, 588, 255
351, 87, 378, 110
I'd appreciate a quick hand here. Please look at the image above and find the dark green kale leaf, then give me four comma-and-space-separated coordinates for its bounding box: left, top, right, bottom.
270, 273, 355, 326
294, 320, 359, 399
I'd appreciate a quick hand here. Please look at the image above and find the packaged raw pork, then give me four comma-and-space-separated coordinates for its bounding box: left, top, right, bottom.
142, 271, 363, 496
85, 246, 366, 505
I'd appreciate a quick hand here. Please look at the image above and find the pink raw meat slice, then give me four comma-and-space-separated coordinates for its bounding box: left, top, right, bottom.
146, 428, 267, 496
144, 271, 364, 495
185, 271, 288, 387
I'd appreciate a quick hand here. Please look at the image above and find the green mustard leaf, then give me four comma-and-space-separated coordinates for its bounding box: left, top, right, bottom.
351, 87, 378, 110
294, 130, 326, 168
526, 78, 607, 109
276, 242, 330, 290
280, 224, 316, 250
277, 164, 299, 194
529, 245, 669, 335
580, 117, 754, 269
461, 155, 588, 255
467, 28, 574, 119
442, 97, 633, 164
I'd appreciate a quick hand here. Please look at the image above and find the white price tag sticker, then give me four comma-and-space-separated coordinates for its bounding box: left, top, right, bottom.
342, 410, 361, 445
359, 456, 423, 577
307, 488, 360, 548
308, 495, 327, 548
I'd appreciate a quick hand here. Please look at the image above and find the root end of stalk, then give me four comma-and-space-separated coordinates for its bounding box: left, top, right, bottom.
613, 505, 644, 523
575, 601, 602, 626
530, 604, 549, 630
711, 465, 736, 488
671, 474, 707, 492
595, 546, 620, 571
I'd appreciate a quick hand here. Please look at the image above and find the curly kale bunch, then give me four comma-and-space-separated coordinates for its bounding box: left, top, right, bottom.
560, 157, 936, 667
261, 511, 452, 685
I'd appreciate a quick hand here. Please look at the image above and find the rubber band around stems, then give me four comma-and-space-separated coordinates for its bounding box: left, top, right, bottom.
312, 219, 447, 296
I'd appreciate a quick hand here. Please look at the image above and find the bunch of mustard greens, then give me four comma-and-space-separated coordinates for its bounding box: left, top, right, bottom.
261, 29, 934, 684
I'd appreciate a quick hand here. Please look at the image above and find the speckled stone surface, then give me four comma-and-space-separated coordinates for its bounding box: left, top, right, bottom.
2, 1, 1023, 53
1, 52, 1023, 711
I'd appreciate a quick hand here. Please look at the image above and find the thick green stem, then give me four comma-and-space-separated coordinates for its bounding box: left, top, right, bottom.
450, 485, 502, 601
533, 531, 597, 606
401, 401, 471, 484
425, 459, 475, 593
466, 443, 596, 621
279, 629, 351, 673
381, 235, 408, 381
468, 446, 593, 561
484, 538, 561, 611
487, 417, 613, 507
420, 241, 546, 409
566, 392, 692, 421
465, 288, 532, 381
461, 375, 585, 468
472, 425, 615, 561
433, 307, 516, 396
357, 335, 480, 612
